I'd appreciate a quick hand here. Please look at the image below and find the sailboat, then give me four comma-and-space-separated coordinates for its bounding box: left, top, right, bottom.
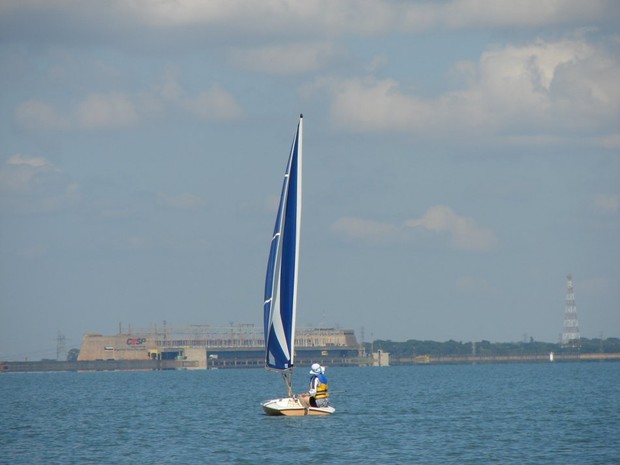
261, 115, 335, 416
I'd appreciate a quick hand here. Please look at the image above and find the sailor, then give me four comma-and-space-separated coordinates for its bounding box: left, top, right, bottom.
307, 363, 329, 407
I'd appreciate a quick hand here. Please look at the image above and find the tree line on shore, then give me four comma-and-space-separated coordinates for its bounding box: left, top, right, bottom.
365, 337, 620, 358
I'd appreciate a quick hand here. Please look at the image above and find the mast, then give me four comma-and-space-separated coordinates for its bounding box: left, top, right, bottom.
290, 114, 302, 367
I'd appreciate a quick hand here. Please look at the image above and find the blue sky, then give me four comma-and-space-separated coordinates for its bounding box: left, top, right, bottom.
1, 1, 619, 360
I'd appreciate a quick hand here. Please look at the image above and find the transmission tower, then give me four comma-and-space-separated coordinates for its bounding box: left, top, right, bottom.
561, 273, 580, 348
56, 332, 67, 361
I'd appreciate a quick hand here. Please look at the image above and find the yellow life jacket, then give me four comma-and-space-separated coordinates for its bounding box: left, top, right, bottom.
315, 381, 329, 399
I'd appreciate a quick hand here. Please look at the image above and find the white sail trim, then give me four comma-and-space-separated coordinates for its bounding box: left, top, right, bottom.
270, 283, 290, 364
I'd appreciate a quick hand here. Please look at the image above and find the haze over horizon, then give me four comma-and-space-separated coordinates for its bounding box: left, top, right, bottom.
1, 1, 619, 360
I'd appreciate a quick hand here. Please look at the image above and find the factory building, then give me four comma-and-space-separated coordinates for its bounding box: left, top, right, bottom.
78, 324, 364, 369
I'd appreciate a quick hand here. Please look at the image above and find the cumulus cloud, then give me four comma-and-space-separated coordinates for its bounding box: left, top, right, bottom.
117, 0, 396, 36
0, 154, 57, 191
0, 154, 79, 211
75, 92, 139, 129
147, 70, 243, 121
15, 99, 69, 131
326, 77, 435, 132
322, 36, 620, 142
331, 206, 497, 251
434, 0, 614, 29
229, 42, 346, 75
14, 75, 243, 132
405, 205, 498, 251
7, 3, 618, 139
181, 85, 243, 121
15, 93, 140, 132
7, 154, 54, 169
3, 1, 616, 43
594, 133, 620, 150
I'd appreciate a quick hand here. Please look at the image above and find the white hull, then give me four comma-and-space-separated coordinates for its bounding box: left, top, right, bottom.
262, 397, 335, 416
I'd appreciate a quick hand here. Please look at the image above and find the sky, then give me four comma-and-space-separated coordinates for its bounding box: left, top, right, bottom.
1, 1, 619, 360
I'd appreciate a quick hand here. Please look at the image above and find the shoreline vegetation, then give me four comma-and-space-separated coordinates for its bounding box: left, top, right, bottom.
367, 337, 620, 358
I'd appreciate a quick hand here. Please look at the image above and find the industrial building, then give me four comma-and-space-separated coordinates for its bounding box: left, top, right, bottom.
78, 323, 366, 369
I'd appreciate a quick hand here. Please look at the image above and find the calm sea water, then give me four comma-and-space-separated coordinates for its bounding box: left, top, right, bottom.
2, 362, 619, 465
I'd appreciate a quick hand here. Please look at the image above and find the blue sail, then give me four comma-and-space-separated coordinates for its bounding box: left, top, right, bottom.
264, 115, 303, 371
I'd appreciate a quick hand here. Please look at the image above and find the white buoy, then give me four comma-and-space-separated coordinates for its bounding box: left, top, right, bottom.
549, 352, 554, 362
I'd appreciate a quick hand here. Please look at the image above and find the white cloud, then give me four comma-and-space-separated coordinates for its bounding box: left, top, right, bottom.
327, 77, 434, 133
229, 42, 346, 75
7, 154, 54, 169
436, 0, 613, 29
5, 1, 616, 40
14, 75, 243, 132
594, 194, 619, 213
157, 68, 184, 101
367, 54, 389, 73
0, 154, 56, 191
127, 0, 396, 35
76, 92, 139, 129
331, 206, 497, 251
594, 133, 620, 149
323, 36, 620, 142
15, 99, 69, 131
0, 154, 79, 212
182, 84, 243, 121
14, 94, 140, 132
405, 205, 498, 251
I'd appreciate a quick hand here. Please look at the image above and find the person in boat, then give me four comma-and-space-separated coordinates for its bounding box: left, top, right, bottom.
306, 362, 329, 407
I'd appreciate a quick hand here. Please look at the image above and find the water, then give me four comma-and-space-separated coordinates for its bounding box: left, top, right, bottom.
2, 363, 619, 464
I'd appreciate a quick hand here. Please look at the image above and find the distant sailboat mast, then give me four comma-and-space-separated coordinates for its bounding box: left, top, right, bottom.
264, 115, 303, 397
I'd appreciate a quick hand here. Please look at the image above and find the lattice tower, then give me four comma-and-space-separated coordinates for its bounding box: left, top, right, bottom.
561, 273, 580, 347
56, 332, 67, 361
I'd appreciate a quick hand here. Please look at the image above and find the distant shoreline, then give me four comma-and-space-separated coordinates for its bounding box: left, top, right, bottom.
390, 352, 620, 365
2, 352, 619, 373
